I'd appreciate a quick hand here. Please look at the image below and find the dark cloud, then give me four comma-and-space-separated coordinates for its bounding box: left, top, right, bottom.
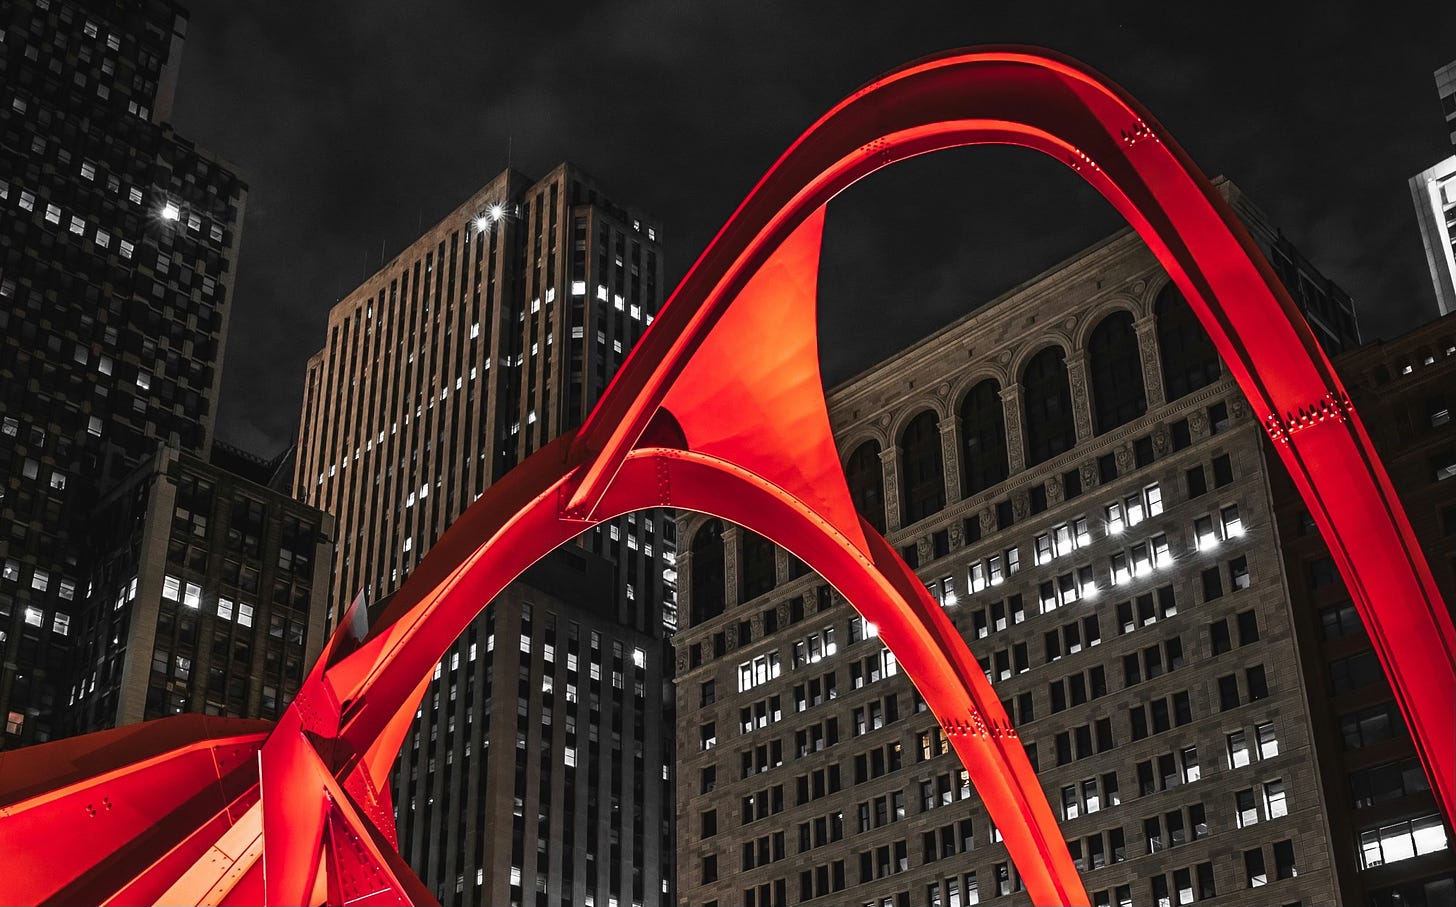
170, 1, 1456, 455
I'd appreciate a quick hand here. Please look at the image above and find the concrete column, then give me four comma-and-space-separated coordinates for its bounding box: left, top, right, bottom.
879, 445, 901, 533
720, 524, 740, 608
999, 383, 1026, 474
1066, 350, 1094, 443
939, 417, 961, 505
1134, 315, 1165, 409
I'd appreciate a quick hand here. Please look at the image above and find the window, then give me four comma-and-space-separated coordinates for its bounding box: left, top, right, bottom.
960, 379, 1009, 495
1244, 848, 1267, 887
1228, 556, 1250, 591
738, 653, 781, 692
1023, 346, 1076, 466
1186, 465, 1207, 498
1340, 703, 1404, 749
1255, 722, 1279, 759
1359, 814, 1450, 869
691, 520, 726, 625
900, 411, 945, 524
1273, 840, 1297, 880
1264, 780, 1288, 819
1227, 730, 1251, 768
1212, 453, 1234, 487
1156, 284, 1221, 400
1089, 312, 1147, 433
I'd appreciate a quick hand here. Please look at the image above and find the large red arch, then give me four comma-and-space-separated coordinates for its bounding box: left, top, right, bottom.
0, 46, 1450, 907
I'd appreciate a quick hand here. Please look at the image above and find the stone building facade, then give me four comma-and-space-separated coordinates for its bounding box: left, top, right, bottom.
671, 181, 1424, 907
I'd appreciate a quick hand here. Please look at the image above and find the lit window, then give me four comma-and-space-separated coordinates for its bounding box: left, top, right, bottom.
1227, 730, 1250, 768
52, 612, 70, 636
1264, 780, 1287, 819
183, 582, 201, 609
238, 603, 254, 628
632, 647, 645, 669
218, 597, 234, 621
45, 203, 61, 224
24, 606, 44, 627
1195, 516, 1217, 550
1221, 505, 1243, 538
162, 575, 182, 601
161, 201, 180, 221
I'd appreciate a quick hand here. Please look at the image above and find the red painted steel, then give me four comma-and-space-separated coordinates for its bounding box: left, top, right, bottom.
0, 46, 1450, 907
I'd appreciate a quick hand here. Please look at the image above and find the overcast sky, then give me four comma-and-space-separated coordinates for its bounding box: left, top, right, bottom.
169, 1, 1456, 456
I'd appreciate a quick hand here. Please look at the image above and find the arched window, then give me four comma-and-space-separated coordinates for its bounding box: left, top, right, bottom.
1156, 284, 1221, 401
1022, 346, 1076, 466
690, 519, 725, 626
740, 529, 776, 600
1088, 311, 1147, 434
899, 410, 945, 526
959, 379, 1008, 496
845, 440, 887, 534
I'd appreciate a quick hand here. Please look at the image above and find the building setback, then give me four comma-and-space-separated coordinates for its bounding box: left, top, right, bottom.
671, 179, 1436, 907
294, 163, 677, 906
0, 0, 250, 746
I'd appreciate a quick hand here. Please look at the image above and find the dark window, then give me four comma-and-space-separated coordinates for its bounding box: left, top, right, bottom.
1029, 484, 1048, 514
846, 440, 886, 533
901, 544, 919, 570
1208, 401, 1230, 435
963, 516, 982, 545
995, 500, 1014, 531
1212, 453, 1233, 487
741, 529, 776, 600
1186, 465, 1207, 498
1308, 557, 1339, 589
1098, 453, 1117, 484
1088, 311, 1147, 434
1217, 675, 1239, 711
1210, 619, 1231, 655
1022, 346, 1076, 466
1170, 418, 1191, 451
1134, 435, 1154, 468
1062, 468, 1083, 500
1246, 665, 1268, 701
1236, 610, 1259, 645
899, 411, 945, 525
959, 379, 1009, 495
932, 530, 949, 559
1202, 566, 1224, 601
1155, 284, 1221, 401
691, 520, 726, 625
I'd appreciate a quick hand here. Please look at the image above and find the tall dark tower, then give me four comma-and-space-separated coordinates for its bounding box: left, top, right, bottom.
0, 0, 247, 747
295, 163, 677, 907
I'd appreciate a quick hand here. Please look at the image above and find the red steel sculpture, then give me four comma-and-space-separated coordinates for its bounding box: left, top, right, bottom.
1, 47, 1452, 907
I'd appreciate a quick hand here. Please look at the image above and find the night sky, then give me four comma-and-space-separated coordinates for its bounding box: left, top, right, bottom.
169, 2, 1456, 457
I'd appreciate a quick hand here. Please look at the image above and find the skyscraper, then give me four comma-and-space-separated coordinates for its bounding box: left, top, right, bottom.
0, 0, 252, 746
1410, 60, 1456, 317
673, 179, 1429, 907
294, 163, 677, 906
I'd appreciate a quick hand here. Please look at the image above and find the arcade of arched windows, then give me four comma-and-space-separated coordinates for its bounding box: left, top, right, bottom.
678, 280, 1227, 628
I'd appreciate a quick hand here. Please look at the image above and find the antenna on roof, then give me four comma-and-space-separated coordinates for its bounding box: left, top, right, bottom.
507, 134, 513, 171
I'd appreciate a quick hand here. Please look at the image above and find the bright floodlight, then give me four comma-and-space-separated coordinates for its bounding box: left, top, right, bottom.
161, 202, 180, 221
488, 203, 505, 222
472, 215, 491, 233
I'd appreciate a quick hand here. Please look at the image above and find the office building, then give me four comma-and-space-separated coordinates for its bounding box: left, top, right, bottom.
673, 180, 1432, 907
61, 442, 334, 735
0, 0, 248, 746
1273, 313, 1456, 907
294, 163, 676, 906
1411, 60, 1456, 317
